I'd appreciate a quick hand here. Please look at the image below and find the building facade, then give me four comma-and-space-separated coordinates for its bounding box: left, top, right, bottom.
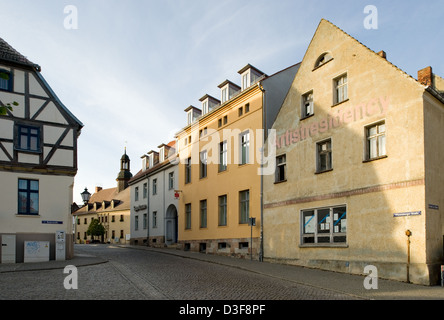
129, 141, 178, 246
175, 63, 299, 259
0, 37, 83, 263
263, 19, 444, 285
72, 150, 132, 244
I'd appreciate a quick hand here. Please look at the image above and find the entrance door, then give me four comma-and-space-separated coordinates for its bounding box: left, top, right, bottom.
165, 205, 178, 245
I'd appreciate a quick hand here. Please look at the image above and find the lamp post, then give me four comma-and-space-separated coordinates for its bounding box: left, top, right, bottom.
81, 187, 91, 205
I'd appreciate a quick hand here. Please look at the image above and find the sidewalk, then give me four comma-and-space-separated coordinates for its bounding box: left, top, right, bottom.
1, 244, 443, 300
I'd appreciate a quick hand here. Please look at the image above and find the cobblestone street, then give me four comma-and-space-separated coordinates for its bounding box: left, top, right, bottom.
1, 244, 357, 300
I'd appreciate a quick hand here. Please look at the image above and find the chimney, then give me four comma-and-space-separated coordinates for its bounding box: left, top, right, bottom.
418, 66, 433, 87
377, 50, 386, 59
95, 186, 102, 193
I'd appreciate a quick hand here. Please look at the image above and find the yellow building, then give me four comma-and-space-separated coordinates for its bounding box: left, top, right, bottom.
72, 150, 132, 244
175, 63, 299, 259
263, 19, 444, 285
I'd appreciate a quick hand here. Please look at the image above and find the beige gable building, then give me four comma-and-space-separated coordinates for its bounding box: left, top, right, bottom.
263, 19, 444, 285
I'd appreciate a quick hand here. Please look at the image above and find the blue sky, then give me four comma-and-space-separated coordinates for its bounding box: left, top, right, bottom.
1, 0, 443, 203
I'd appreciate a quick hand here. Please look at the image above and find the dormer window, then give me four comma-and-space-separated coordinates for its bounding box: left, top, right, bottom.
314, 52, 333, 69
200, 94, 220, 116
238, 64, 266, 91
185, 106, 202, 125
218, 80, 241, 104
159, 147, 165, 162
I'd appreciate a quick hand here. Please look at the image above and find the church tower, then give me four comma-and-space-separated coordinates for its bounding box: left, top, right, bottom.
116, 148, 132, 193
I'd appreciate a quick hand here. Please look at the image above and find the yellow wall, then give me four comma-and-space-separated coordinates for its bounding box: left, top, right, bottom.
177, 86, 263, 246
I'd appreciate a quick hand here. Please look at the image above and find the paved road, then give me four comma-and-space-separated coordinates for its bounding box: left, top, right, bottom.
0, 244, 358, 300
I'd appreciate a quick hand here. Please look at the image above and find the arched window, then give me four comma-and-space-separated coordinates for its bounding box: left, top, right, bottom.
314, 52, 333, 69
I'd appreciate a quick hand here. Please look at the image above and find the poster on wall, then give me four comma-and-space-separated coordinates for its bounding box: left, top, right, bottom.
24, 241, 50, 263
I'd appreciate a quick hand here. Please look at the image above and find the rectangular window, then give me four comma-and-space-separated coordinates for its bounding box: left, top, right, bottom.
143, 183, 147, 199
245, 103, 250, 113
242, 73, 249, 90
185, 203, 192, 229
18, 179, 39, 215
223, 115, 228, 125
168, 172, 174, 190
334, 74, 348, 104
185, 157, 191, 184
222, 87, 228, 103
0, 69, 13, 92
366, 122, 386, 160
135, 216, 139, 231
275, 154, 286, 182
135, 187, 139, 201
301, 206, 347, 245
153, 211, 157, 228
238, 107, 243, 117
16, 124, 41, 152
239, 190, 250, 224
219, 141, 227, 172
200, 150, 207, 179
152, 179, 157, 195
143, 213, 147, 229
218, 195, 227, 226
240, 131, 250, 165
200, 199, 207, 228
302, 91, 314, 118
316, 139, 332, 173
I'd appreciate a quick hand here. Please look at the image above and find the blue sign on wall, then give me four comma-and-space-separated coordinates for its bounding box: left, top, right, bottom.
42, 220, 63, 224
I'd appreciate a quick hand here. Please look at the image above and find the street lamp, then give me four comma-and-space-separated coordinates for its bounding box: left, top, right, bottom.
81, 187, 91, 205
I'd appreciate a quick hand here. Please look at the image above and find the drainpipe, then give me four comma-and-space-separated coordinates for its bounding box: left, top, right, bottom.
258, 82, 265, 262
146, 176, 150, 246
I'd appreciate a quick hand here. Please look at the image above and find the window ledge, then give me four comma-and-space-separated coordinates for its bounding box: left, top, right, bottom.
300, 114, 314, 121
274, 179, 287, 184
299, 243, 348, 248
315, 168, 333, 175
363, 155, 388, 163
15, 213, 40, 217
331, 98, 349, 108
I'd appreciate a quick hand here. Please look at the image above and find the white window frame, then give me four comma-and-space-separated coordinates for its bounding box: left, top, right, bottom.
365, 121, 386, 160
239, 130, 250, 165
302, 91, 314, 118
334, 73, 348, 104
